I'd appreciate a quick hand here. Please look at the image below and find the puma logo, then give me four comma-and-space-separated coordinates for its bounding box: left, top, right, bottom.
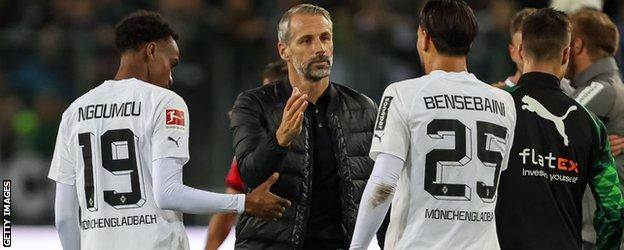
521, 95, 577, 146
168, 136, 181, 147
374, 132, 384, 142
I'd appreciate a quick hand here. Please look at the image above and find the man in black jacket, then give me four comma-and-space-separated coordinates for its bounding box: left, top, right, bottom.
230, 4, 378, 249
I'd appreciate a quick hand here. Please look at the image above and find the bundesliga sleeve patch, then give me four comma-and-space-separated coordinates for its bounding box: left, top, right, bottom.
165, 109, 185, 127
375, 96, 393, 131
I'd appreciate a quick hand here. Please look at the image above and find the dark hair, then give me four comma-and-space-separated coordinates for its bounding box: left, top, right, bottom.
261, 60, 288, 83
570, 9, 619, 59
418, 0, 478, 56
509, 8, 537, 36
115, 10, 179, 52
522, 8, 570, 62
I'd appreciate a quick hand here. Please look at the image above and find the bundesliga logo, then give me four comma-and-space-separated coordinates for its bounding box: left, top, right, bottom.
165, 109, 185, 127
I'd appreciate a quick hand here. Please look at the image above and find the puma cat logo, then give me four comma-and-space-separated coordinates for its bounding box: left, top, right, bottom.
168, 136, 181, 147
521, 95, 577, 146
374, 132, 384, 142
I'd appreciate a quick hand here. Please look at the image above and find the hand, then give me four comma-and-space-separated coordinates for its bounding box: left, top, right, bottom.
245, 173, 291, 220
276, 87, 308, 147
609, 134, 624, 157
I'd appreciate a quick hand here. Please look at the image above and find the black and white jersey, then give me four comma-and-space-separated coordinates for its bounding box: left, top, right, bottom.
370, 70, 516, 249
48, 78, 190, 250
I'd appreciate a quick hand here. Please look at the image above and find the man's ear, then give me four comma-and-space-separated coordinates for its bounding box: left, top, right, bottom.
422, 29, 431, 52
562, 46, 571, 66
518, 43, 525, 62
572, 37, 583, 55
145, 42, 157, 60
278, 42, 290, 61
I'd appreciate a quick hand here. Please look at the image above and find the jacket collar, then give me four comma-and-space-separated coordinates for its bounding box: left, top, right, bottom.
277, 78, 340, 113
517, 72, 562, 91
572, 57, 619, 88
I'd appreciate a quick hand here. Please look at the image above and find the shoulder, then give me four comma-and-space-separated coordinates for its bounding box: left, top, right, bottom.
133, 79, 187, 106
378, 76, 438, 108
234, 81, 279, 109
332, 82, 376, 110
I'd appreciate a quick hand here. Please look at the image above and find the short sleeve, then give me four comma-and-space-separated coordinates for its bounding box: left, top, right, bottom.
500, 93, 517, 172
370, 85, 411, 161
151, 93, 190, 164
48, 114, 76, 185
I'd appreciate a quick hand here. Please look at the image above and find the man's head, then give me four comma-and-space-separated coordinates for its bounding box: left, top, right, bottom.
277, 4, 333, 82
417, 0, 478, 73
521, 8, 571, 78
115, 10, 179, 89
566, 9, 619, 78
261, 60, 288, 85
508, 8, 537, 74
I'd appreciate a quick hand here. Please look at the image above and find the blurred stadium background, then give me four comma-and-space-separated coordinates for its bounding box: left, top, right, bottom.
0, 0, 623, 248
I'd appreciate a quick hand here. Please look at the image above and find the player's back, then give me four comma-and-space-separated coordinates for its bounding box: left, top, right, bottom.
49, 78, 190, 250
371, 70, 516, 249
495, 72, 623, 249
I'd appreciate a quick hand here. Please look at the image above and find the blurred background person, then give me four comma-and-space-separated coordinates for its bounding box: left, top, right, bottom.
204, 60, 287, 250
492, 8, 536, 90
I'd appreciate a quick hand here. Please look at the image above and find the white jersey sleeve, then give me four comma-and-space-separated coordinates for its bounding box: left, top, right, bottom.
370, 85, 412, 161
151, 93, 190, 164
48, 113, 76, 185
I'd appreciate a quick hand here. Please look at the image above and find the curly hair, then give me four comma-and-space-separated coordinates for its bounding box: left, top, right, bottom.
114, 10, 179, 52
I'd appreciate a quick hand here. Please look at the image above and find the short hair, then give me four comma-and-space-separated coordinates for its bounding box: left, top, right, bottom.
570, 9, 619, 59
509, 8, 537, 36
278, 4, 332, 44
521, 8, 571, 62
115, 10, 179, 52
261, 60, 288, 82
418, 0, 478, 56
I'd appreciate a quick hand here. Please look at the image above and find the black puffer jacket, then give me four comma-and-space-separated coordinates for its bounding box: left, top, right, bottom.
230, 79, 378, 249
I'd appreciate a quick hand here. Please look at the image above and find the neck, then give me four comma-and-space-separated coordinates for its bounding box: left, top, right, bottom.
511, 70, 522, 84
573, 55, 594, 78
426, 54, 467, 74
288, 71, 329, 104
523, 60, 561, 79
114, 53, 149, 82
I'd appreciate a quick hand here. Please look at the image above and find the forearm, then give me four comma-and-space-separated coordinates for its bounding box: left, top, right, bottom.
591, 120, 624, 249
205, 187, 240, 250
152, 157, 245, 214
350, 153, 404, 249
54, 182, 80, 250
592, 163, 624, 249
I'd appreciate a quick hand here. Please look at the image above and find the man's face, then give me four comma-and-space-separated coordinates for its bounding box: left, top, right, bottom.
509, 31, 524, 73
282, 14, 333, 82
147, 36, 179, 89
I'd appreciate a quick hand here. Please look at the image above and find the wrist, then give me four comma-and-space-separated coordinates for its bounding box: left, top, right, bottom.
236, 194, 246, 214
275, 130, 290, 147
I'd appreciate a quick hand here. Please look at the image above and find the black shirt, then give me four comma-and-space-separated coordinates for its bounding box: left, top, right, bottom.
495, 72, 623, 249
303, 85, 345, 249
